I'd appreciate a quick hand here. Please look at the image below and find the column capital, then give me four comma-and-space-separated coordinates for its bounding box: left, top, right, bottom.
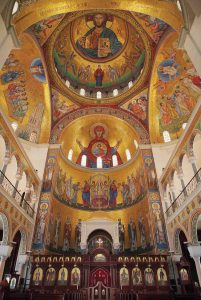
15, 172, 22, 181
3, 155, 11, 166
188, 155, 196, 164
16, 254, 29, 265
172, 254, 182, 262
0, 245, 13, 258
188, 244, 201, 258
177, 172, 184, 180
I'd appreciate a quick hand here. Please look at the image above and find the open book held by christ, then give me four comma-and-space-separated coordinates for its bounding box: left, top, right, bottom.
98, 38, 111, 57
84, 37, 111, 57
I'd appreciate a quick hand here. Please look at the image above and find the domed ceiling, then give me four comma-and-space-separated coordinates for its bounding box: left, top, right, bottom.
1, 0, 198, 144
44, 10, 153, 105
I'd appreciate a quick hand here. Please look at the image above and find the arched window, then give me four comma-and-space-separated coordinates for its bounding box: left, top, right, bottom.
125, 149, 131, 161
177, 0, 182, 11
97, 157, 102, 168
65, 80, 70, 88
134, 139, 138, 149
81, 155, 87, 167
112, 155, 118, 167
80, 88, 85, 96
128, 81, 133, 89
11, 122, 18, 132
113, 89, 118, 97
68, 149, 73, 161
12, 1, 19, 15
97, 91, 102, 99
182, 123, 187, 130
163, 131, 171, 143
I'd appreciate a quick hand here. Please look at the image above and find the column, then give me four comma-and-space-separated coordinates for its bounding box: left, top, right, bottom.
188, 155, 200, 182
12, 171, 22, 199
24, 185, 31, 203
169, 180, 176, 201
15, 254, 28, 278
177, 168, 187, 197
0, 245, 13, 281
163, 191, 170, 211
0, 153, 11, 184
168, 181, 176, 215
188, 245, 201, 286
168, 252, 182, 294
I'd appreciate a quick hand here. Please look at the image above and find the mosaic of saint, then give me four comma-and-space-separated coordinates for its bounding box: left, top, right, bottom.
53, 12, 145, 90
121, 89, 148, 123
73, 13, 126, 62
51, 88, 78, 123
76, 123, 122, 168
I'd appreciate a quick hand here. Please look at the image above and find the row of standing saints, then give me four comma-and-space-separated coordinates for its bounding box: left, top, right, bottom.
32, 265, 190, 287
33, 216, 148, 253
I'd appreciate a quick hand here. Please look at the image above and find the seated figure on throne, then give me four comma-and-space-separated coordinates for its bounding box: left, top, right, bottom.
76, 123, 122, 168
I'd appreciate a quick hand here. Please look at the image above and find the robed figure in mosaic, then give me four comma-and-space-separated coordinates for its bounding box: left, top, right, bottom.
76, 13, 122, 59
128, 217, 137, 251
76, 124, 122, 168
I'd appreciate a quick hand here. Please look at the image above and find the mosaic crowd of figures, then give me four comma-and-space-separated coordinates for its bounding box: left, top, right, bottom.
0, 40, 46, 143
54, 171, 147, 210
154, 33, 201, 136
44, 216, 151, 254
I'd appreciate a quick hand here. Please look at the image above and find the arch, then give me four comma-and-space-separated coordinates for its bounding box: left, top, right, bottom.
181, 153, 195, 185
0, 134, 7, 169
191, 209, 201, 244
50, 107, 150, 145
5, 154, 18, 186
188, 129, 201, 149
87, 229, 113, 254
177, 151, 187, 169
192, 132, 201, 170
0, 212, 9, 245
13, 0, 183, 36
2, 0, 16, 29
81, 218, 119, 252
173, 227, 188, 254
12, 227, 27, 254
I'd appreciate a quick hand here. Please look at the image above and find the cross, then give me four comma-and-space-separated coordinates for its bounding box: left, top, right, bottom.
97, 238, 103, 247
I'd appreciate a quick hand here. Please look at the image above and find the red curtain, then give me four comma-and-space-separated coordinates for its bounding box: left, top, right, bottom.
90, 268, 110, 286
